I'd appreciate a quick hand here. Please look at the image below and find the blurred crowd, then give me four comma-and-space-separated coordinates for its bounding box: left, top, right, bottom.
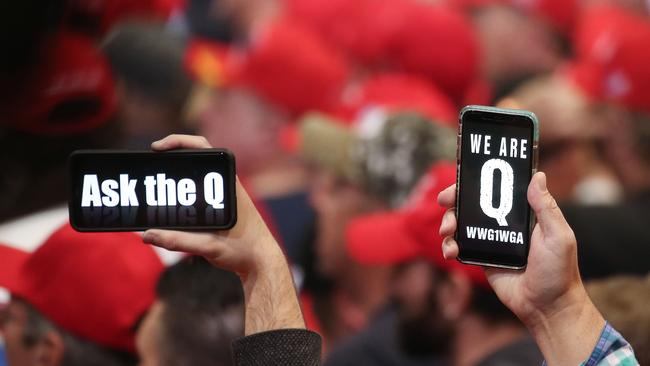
0, 0, 649, 365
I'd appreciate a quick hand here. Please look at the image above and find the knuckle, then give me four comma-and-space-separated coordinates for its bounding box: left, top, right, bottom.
445, 207, 456, 220
545, 193, 559, 211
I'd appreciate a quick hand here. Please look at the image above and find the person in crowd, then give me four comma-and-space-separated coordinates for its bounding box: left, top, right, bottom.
469, 4, 565, 101
0, 245, 29, 366
586, 275, 650, 365
557, 5, 650, 279
102, 22, 193, 149
501, 73, 622, 205
299, 96, 456, 343
137, 256, 244, 366
285, 0, 481, 106
322, 164, 450, 366
438, 173, 638, 365
142, 134, 319, 365
143, 134, 639, 365
184, 19, 349, 264
0, 225, 164, 366
327, 164, 542, 365
0, 31, 121, 225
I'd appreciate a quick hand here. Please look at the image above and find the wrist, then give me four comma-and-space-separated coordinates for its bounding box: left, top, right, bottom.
238, 236, 305, 334
236, 234, 286, 280
526, 284, 605, 366
525, 281, 589, 332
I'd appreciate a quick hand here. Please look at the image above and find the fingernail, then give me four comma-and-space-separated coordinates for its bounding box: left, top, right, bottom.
537, 172, 547, 192
151, 139, 165, 148
142, 231, 157, 245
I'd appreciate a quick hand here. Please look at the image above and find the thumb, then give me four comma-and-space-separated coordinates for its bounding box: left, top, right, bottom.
527, 172, 568, 237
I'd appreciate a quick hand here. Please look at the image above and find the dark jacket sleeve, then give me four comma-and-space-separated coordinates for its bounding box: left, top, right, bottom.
231, 329, 322, 366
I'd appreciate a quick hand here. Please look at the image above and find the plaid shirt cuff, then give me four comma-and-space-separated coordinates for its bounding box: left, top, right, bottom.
542, 322, 638, 366
581, 322, 638, 366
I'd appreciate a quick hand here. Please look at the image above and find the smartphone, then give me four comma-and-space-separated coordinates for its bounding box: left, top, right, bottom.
69, 149, 237, 232
455, 106, 539, 269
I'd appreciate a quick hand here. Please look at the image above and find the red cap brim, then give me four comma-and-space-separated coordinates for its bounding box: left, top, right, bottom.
0, 244, 29, 293
345, 211, 422, 265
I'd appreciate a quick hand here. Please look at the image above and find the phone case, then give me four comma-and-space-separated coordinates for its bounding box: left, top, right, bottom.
68, 149, 238, 232
455, 105, 539, 269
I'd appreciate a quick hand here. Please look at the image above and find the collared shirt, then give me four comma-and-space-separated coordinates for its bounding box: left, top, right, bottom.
581, 323, 638, 366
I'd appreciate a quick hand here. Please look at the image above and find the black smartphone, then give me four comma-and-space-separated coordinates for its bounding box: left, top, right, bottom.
69, 149, 237, 232
455, 106, 539, 269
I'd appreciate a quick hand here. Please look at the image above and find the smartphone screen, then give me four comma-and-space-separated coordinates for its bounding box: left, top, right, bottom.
69, 149, 237, 232
455, 106, 538, 269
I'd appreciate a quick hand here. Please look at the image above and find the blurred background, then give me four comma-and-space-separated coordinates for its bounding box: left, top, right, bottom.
0, 0, 649, 365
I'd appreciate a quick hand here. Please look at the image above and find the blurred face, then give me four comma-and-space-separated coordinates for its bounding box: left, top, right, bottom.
397, 269, 455, 357
537, 140, 585, 201
475, 6, 562, 86
308, 168, 382, 277
392, 260, 435, 318
116, 85, 179, 149
136, 301, 165, 366
601, 111, 650, 192
198, 87, 285, 174
0, 301, 36, 366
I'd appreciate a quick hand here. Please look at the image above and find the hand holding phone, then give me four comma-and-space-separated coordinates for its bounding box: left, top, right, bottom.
140, 134, 306, 335
454, 106, 539, 268
438, 172, 606, 366
69, 147, 237, 231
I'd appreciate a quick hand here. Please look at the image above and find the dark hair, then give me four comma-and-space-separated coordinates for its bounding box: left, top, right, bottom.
102, 22, 191, 107
630, 112, 650, 166
18, 300, 138, 366
0, 0, 65, 74
155, 256, 245, 366
468, 284, 519, 325
0, 121, 121, 222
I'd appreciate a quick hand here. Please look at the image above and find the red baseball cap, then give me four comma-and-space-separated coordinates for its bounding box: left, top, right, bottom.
5, 223, 164, 353
568, 5, 650, 113
392, 3, 480, 105
0, 244, 29, 296
346, 163, 489, 287
185, 20, 350, 117
284, 0, 411, 67
0, 32, 116, 135
344, 73, 459, 126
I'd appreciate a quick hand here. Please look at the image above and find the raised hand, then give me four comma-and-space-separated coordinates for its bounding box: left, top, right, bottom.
143, 134, 305, 334
438, 172, 605, 366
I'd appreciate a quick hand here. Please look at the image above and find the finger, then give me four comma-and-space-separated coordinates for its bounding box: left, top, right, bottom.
439, 208, 457, 237
437, 184, 457, 208
233, 177, 261, 220
442, 236, 459, 260
151, 134, 212, 151
142, 229, 225, 257
527, 172, 569, 236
